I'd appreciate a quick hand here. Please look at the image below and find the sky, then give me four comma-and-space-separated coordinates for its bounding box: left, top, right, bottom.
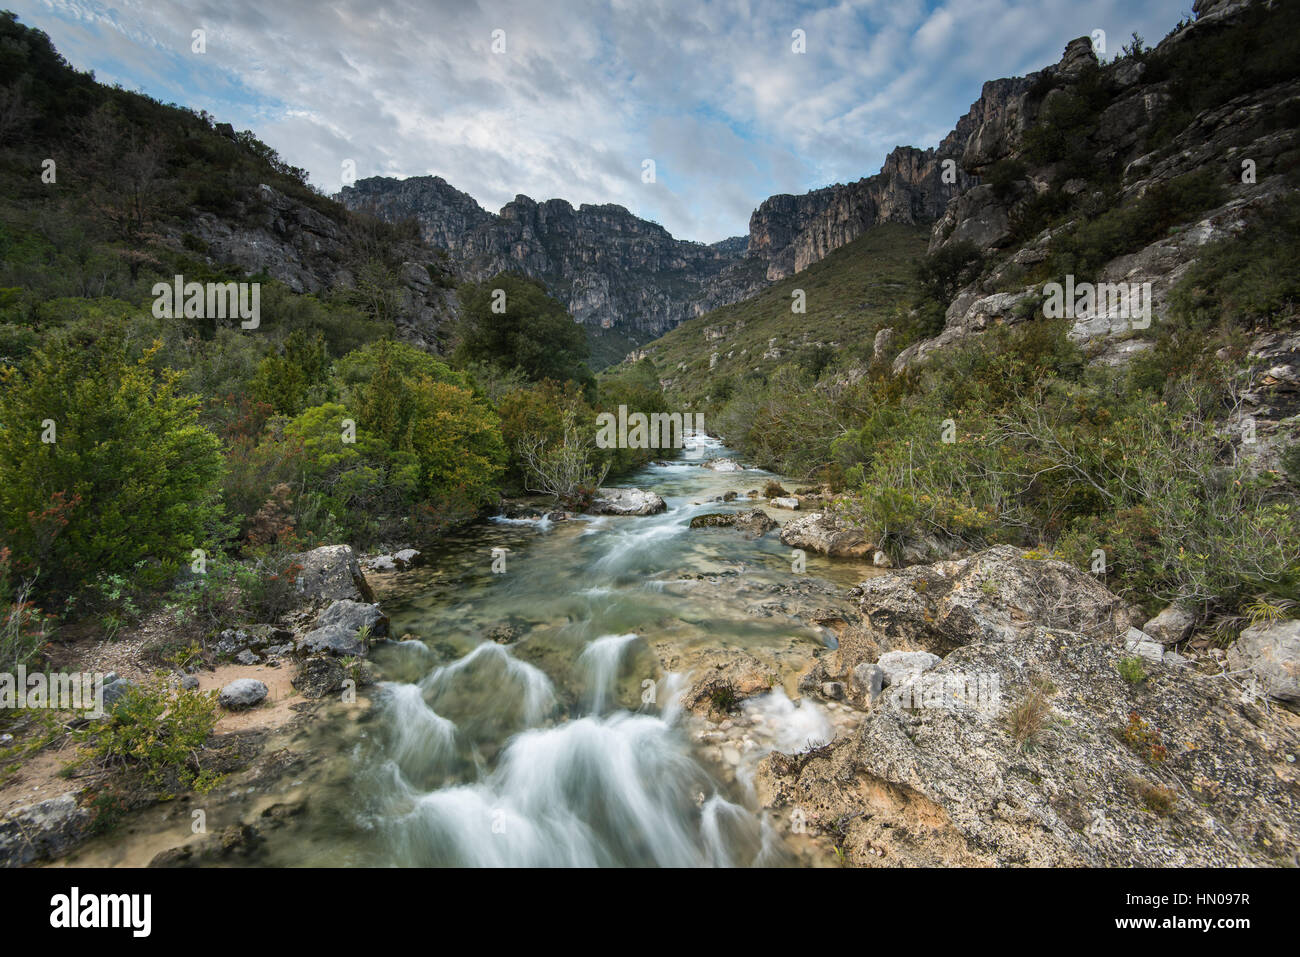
12, 0, 1193, 243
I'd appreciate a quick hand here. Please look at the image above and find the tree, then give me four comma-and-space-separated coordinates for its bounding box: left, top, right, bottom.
0, 321, 225, 598
454, 273, 593, 388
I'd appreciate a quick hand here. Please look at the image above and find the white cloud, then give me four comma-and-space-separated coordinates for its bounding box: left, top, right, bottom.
13, 0, 1191, 242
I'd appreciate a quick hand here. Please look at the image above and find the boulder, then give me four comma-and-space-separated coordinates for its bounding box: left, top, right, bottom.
589, 487, 667, 516
779, 511, 873, 558
1228, 619, 1300, 703
297, 599, 388, 656
769, 497, 800, 510
850, 662, 885, 706
688, 508, 777, 539
702, 458, 744, 472
218, 678, 268, 710
100, 673, 134, 710
289, 544, 375, 604
1123, 627, 1165, 664
292, 657, 348, 699
1142, 605, 1196, 645
393, 548, 422, 568
0, 793, 91, 867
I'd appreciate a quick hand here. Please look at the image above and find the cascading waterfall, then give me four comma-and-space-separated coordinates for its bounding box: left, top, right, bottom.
341, 436, 834, 867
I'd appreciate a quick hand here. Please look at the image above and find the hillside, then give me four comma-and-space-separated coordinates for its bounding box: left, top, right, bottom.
619, 223, 930, 407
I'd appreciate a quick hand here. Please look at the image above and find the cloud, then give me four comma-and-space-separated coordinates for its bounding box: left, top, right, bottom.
12, 0, 1191, 242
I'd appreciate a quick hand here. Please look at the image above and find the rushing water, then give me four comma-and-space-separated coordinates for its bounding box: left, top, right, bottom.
68, 434, 871, 867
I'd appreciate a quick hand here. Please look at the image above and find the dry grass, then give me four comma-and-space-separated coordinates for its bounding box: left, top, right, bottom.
1007, 688, 1052, 752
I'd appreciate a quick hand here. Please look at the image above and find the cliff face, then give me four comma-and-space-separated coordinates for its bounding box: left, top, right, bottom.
747, 144, 977, 281
898, 0, 1300, 368
340, 176, 750, 337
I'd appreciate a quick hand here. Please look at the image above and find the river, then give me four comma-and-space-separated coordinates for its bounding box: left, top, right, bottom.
68, 434, 875, 867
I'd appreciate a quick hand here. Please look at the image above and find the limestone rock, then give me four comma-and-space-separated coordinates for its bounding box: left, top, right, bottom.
1228, 619, 1300, 703
218, 678, 268, 710
590, 487, 668, 516
779, 511, 873, 558
297, 599, 388, 656
289, 544, 375, 604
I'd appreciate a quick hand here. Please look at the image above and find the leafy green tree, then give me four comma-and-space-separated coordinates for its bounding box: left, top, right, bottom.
0, 323, 224, 597
454, 274, 593, 388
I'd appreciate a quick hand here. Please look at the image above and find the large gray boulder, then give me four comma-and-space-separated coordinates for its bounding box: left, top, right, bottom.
297, 599, 389, 656
218, 678, 268, 710
779, 511, 873, 558
0, 793, 91, 867
589, 487, 667, 516
1228, 619, 1300, 703
288, 544, 375, 604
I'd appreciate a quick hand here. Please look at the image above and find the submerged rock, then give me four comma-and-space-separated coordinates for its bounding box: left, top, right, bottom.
589, 487, 668, 516
688, 508, 777, 538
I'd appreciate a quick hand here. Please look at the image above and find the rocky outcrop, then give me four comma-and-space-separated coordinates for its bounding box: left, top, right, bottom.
900, 0, 1300, 372
759, 546, 1300, 867
182, 184, 458, 353
340, 176, 751, 337
748, 145, 975, 281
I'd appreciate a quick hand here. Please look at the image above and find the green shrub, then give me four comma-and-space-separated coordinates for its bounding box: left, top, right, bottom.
1116, 656, 1147, 686
0, 322, 225, 601
77, 677, 223, 794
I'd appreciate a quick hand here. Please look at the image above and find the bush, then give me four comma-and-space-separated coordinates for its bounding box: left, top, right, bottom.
914, 240, 982, 309
0, 322, 225, 601
77, 676, 222, 794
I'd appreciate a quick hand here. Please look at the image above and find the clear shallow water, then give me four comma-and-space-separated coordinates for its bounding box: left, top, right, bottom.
88, 436, 875, 867
343, 437, 816, 865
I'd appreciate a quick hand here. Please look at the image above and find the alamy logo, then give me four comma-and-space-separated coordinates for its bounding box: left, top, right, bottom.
152, 275, 260, 328
595, 405, 703, 450
885, 672, 1001, 713
0, 666, 105, 716
1042, 276, 1152, 331
50, 887, 151, 937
